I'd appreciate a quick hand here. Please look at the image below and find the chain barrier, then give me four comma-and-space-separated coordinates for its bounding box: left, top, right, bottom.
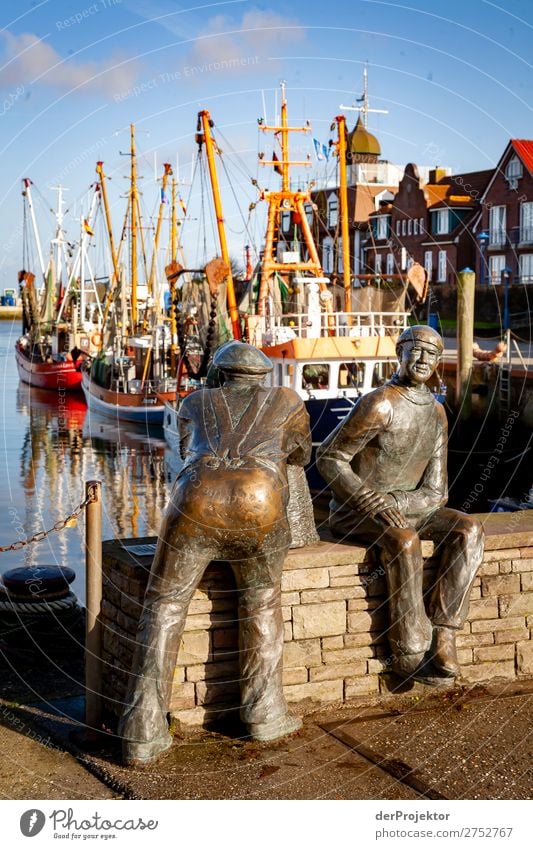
0, 484, 98, 554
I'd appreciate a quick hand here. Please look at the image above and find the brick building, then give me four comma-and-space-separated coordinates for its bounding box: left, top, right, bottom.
475, 139, 533, 287
366, 164, 491, 287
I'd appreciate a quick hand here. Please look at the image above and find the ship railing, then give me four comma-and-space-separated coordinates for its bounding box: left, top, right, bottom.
264, 310, 409, 342
128, 378, 178, 395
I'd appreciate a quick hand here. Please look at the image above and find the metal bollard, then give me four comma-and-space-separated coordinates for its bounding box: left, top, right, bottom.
85, 480, 103, 730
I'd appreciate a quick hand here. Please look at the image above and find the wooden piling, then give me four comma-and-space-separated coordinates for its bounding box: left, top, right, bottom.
456, 268, 476, 418
85, 480, 103, 729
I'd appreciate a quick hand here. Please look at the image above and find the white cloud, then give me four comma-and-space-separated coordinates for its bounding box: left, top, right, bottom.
0, 30, 139, 96
185, 9, 306, 73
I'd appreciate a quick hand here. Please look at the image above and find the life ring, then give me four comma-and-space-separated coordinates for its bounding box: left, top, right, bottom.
91, 332, 103, 347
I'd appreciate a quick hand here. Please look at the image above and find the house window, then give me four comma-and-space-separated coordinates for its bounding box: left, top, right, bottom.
437, 250, 447, 282
401, 220, 406, 236
488, 254, 506, 285
407, 219, 412, 235
435, 209, 449, 235
396, 221, 400, 235
400, 247, 407, 270
407, 256, 414, 270
375, 253, 382, 275
386, 253, 394, 275
413, 219, 419, 235
304, 203, 313, 226
424, 250, 433, 281
520, 202, 533, 244
327, 195, 338, 228
419, 217, 424, 234
281, 210, 291, 233
489, 205, 506, 246
519, 254, 533, 284
376, 215, 389, 240
322, 236, 333, 273
505, 155, 523, 188
337, 237, 343, 273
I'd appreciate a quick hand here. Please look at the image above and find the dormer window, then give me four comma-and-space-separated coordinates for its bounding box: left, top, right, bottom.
327, 195, 338, 228
376, 215, 390, 240
433, 209, 449, 235
505, 155, 523, 189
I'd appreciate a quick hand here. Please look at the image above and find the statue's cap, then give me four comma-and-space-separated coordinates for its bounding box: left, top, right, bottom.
396, 325, 443, 353
213, 341, 273, 375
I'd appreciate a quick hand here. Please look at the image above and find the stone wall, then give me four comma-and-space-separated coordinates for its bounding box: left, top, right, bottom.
100, 511, 533, 728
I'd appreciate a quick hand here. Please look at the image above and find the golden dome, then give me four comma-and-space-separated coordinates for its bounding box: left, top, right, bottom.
347, 116, 381, 158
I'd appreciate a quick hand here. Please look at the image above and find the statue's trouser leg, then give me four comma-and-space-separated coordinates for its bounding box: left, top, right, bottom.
418, 508, 485, 628
378, 527, 433, 658
329, 513, 432, 658
119, 536, 215, 748
231, 548, 289, 727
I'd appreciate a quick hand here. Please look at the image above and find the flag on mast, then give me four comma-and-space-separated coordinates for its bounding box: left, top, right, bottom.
83, 219, 94, 236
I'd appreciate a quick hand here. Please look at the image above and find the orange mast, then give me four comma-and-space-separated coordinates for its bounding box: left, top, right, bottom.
257, 82, 324, 317
196, 110, 240, 340
334, 114, 352, 311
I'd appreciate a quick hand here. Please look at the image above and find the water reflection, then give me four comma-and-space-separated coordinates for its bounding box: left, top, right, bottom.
9, 383, 174, 597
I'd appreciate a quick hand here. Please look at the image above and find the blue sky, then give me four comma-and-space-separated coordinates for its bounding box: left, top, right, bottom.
1, 0, 533, 283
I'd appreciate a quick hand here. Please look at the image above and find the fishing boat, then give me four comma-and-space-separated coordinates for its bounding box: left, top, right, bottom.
81, 127, 178, 424
163, 86, 427, 460
16, 180, 105, 391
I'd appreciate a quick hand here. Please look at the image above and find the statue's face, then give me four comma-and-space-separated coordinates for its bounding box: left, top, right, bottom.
398, 339, 440, 386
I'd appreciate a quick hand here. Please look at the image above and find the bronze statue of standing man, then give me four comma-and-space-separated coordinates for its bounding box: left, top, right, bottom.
317, 326, 484, 683
119, 342, 311, 765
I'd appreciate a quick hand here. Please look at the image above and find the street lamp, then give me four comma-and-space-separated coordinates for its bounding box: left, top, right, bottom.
477, 230, 489, 285
501, 266, 512, 333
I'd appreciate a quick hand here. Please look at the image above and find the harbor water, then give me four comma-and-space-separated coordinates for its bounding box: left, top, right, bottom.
0, 321, 174, 601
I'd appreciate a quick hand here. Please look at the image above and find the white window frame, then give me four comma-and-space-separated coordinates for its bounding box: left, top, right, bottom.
400, 247, 407, 270
327, 195, 338, 228
519, 253, 533, 284
419, 217, 424, 234
407, 219, 412, 235
281, 210, 291, 233
401, 220, 406, 236
437, 249, 447, 283
374, 253, 382, 275
489, 205, 506, 247
488, 254, 506, 285
520, 201, 533, 244
424, 250, 433, 281
413, 218, 419, 235
505, 155, 523, 187
322, 236, 334, 274
376, 216, 389, 240
396, 221, 401, 235
386, 252, 394, 276
435, 209, 449, 235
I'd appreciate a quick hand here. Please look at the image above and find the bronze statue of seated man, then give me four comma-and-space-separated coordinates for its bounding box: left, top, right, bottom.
317, 326, 484, 683
119, 341, 311, 765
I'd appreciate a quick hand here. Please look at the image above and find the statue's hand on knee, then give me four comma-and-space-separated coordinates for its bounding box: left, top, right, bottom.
354, 489, 408, 529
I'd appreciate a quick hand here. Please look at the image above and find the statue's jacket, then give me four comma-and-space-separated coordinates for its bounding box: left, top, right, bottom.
317, 377, 448, 527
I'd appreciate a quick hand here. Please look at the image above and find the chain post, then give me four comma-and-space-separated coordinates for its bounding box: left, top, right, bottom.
85, 480, 103, 731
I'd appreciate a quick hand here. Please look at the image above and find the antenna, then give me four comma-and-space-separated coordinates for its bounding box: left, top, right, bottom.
340, 62, 389, 126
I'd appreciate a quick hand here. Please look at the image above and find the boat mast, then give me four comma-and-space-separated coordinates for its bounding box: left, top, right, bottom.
257, 82, 323, 317
148, 162, 172, 298
197, 110, 241, 340
22, 179, 46, 286
169, 176, 178, 372
130, 123, 138, 331
334, 115, 352, 310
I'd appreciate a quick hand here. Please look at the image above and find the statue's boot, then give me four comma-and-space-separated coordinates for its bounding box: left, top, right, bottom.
390, 650, 426, 681
431, 625, 460, 678
122, 733, 174, 767
248, 712, 302, 742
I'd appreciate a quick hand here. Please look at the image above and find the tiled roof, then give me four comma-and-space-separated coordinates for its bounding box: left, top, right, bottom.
511, 139, 533, 175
